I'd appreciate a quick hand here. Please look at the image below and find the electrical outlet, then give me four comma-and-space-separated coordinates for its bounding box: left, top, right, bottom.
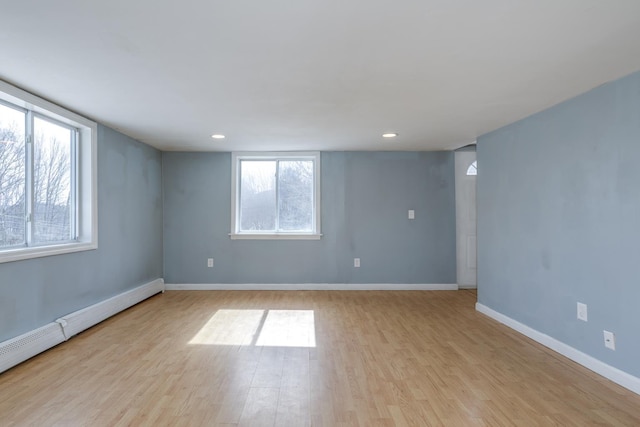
577, 302, 588, 322
207, 258, 214, 268
354, 258, 360, 268
408, 210, 415, 220
603, 330, 615, 350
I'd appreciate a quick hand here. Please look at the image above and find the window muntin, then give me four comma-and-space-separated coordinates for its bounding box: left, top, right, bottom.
231, 152, 320, 239
0, 80, 97, 262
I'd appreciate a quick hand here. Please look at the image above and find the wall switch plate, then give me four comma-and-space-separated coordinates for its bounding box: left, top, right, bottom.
354, 258, 360, 268
207, 258, 214, 268
603, 330, 615, 350
408, 210, 415, 219
577, 302, 588, 322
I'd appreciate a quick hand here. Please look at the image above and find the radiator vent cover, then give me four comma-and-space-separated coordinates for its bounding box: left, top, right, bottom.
56, 279, 164, 339
0, 323, 66, 374
0, 279, 164, 374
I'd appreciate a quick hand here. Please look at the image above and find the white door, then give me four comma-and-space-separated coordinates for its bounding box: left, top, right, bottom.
455, 151, 477, 289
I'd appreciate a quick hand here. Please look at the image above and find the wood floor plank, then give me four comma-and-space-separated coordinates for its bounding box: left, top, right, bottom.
238, 387, 279, 427
0, 290, 639, 426
275, 386, 311, 427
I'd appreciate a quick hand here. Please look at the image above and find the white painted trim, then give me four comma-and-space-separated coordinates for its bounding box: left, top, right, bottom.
229, 233, 322, 240
230, 151, 321, 238
56, 279, 165, 339
165, 283, 458, 291
0, 242, 97, 264
0, 79, 98, 264
0, 279, 163, 373
476, 303, 640, 396
0, 323, 66, 374
0, 79, 95, 128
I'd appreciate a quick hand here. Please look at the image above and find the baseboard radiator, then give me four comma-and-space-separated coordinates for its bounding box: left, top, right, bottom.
0, 278, 164, 374
56, 278, 165, 339
0, 323, 66, 374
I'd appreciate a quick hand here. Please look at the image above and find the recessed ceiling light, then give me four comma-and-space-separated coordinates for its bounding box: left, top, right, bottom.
211, 134, 225, 139
382, 133, 397, 138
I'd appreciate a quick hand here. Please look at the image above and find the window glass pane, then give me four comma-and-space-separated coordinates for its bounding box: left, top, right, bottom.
33, 117, 72, 243
278, 160, 313, 231
0, 103, 26, 248
466, 161, 477, 176
240, 160, 276, 231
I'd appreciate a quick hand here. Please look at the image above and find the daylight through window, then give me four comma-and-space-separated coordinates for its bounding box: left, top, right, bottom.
0, 81, 96, 262
231, 152, 321, 239
466, 160, 477, 176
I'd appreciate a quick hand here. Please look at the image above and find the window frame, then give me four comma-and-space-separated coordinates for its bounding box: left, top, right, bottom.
0, 80, 97, 263
230, 151, 321, 240
30, 113, 78, 245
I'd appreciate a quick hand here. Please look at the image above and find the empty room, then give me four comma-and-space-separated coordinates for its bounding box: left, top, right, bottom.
1, 1, 640, 426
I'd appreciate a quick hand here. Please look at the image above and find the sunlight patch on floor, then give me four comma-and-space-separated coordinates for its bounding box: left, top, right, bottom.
256, 310, 316, 347
189, 309, 264, 345
189, 309, 316, 347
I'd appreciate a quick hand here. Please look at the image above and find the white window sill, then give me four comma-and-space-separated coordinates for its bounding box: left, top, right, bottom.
229, 233, 322, 240
0, 241, 98, 264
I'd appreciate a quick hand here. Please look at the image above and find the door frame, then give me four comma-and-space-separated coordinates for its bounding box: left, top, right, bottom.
455, 149, 477, 289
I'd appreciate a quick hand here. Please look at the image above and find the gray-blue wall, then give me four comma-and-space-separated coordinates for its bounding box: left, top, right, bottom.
477, 71, 640, 377
163, 151, 456, 284
0, 125, 163, 342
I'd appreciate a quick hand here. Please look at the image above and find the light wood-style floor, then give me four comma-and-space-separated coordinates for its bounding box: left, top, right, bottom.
1, 290, 639, 426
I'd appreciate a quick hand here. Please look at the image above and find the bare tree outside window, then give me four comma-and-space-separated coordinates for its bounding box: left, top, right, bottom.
278, 160, 313, 231
237, 158, 315, 233
0, 104, 26, 248
33, 117, 72, 243
0, 105, 74, 248
240, 161, 276, 231
0, 81, 96, 263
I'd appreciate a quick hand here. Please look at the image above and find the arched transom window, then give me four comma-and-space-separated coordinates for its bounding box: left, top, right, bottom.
466, 160, 477, 176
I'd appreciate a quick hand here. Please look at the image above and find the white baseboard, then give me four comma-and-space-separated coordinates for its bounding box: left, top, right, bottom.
0, 278, 164, 374
56, 278, 165, 339
0, 323, 66, 374
476, 303, 640, 396
165, 283, 458, 291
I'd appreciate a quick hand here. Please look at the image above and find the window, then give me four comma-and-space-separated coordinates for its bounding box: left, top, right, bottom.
231, 152, 321, 239
466, 160, 477, 176
0, 80, 97, 263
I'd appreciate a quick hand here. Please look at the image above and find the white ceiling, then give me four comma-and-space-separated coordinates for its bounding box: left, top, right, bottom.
1, 1, 640, 152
